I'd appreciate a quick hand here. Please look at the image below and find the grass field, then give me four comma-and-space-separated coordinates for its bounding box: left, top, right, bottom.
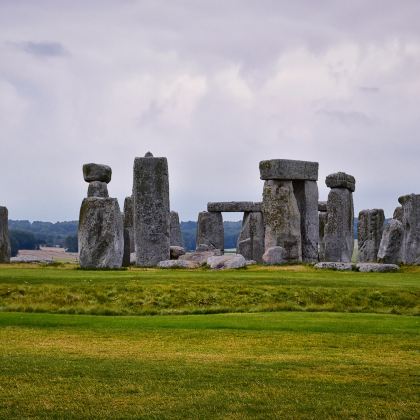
0, 264, 419, 419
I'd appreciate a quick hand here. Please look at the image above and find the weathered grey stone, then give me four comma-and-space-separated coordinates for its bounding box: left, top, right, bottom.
133, 154, 170, 267
398, 193, 420, 264
83, 163, 112, 183
324, 188, 354, 262
196, 211, 224, 251
356, 263, 399, 272
78, 197, 124, 268
377, 219, 403, 264
358, 209, 385, 263
207, 202, 262, 212
170, 246, 185, 260
236, 212, 265, 263
318, 211, 328, 262
325, 172, 355, 192
0, 207, 11, 263
318, 201, 328, 212
170, 211, 183, 247
158, 259, 200, 269
393, 206, 403, 223
179, 249, 222, 265
314, 262, 354, 271
123, 196, 135, 256
262, 246, 287, 265
207, 254, 246, 269
245, 260, 257, 266
196, 244, 214, 252
262, 180, 302, 262
293, 180, 319, 262
87, 181, 109, 198
122, 228, 131, 267
259, 159, 318, 181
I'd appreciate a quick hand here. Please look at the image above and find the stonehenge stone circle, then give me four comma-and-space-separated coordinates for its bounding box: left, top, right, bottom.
87, 181, 109, 198
83, 163, 112, 183
398, 194, 420, 264
377, 219, 403, 264
207, 202, 262, 212
133, 152, 170, 267
324, 172, 355, 262
170, 211, 183, 247
237, 211, 265, 263
196, 211, 224, 251
259, 159, 318, 181
78, 197, 124, 268
358, 209, 385, 262
0, 207, 11, 263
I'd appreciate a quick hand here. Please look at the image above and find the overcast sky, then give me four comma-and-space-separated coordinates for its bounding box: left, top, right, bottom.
1, 0, 419, 222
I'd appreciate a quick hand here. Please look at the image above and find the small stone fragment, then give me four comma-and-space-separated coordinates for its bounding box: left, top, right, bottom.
87, 181, 109, 198
262, 246, 287, 265
314, 262, 354, 271
83, 163, 112, 183
170, 246, 186, 260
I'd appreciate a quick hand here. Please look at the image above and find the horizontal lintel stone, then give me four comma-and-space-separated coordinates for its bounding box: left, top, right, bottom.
207, 202, 262, 212
259, 159, 319, 181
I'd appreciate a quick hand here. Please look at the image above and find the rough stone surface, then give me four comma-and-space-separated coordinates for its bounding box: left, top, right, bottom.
87, 181, 109, 198
122, 228, 131, 267
259, 159, 318, 181
196, 211, 224, 251
207, 254, 246, 269
293, 180, 319, 262
398, 193, 420, 264
245, 260, 257, 266
393, 206, 403, 223
0, 207, 11, 263
325, 172, 355, 192
318, 201, 328, 212
179, 249, 222, 265
356, 263, 399, 272
133, 155, 170, 267
123, 196, 134, 255
262, 180, 302, 262
236, 212, 265, 263
314, 262, 354, 271
324, 188, 354, 262
78, 197, 124, 268
358, 209, 385, 263
158, 260, 200, 269
83, 163, 112, 183
207, 202, 262, 212
318, 211, 328, 261
170, 211, 183, 247
170, 246, 186, 260
377, 219, 403, 264
262, 246, 287, 265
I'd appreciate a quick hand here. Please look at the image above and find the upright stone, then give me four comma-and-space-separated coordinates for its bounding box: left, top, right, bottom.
318, 207, 328, 262
393, 206, 403, 223
123, 196, 134, 251
358, 209, 385, 262
122, 225, 131, 267
196, 211, 224, 251
170, 211, 183, 247
78, 198, 124, 268
324, 172, 355, 262
133, 153, 170, 267
0, 207, 11, 263
237, 212, 265, 262
377, 219, 403, 264
262, 180, 302, 262
87, 181, 109, 198
398, 194, 420, 265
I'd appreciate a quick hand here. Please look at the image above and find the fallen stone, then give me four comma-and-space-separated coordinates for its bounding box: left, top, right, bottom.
87, 181, 109, 198
377, 219, 403, 264
0, 206, 11, 263
170, 211, 183, 247
179, 249, 222, 265
398, 193, 420, 264
259, 159, 318, 181
83, 163, 112, 183
393, 206, 403, 223
245, 260, 257, 266
78, 197, 124, 268
158, 260, 200, 269
318, 201, 328, 212
358, 209, 385, 262
196, 211, 224, 251
314, 262, 354, 271
325, 172, 355, 192
262, 246, 287, 265
356, 263, 399, 272
207, 254, 246, 269
170, 245, 186, 260
207, 202, 262, 212
236, 212, 265, 263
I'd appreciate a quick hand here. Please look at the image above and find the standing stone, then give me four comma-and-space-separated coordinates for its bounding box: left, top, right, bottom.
0, 207, 11, 263
324, 173, 355, 262
398, 194, 420, 265
318, 211, 328, 262
78, 198, 124, 268
123, 197, 134, 251
237, 212, 265, 262
293, 180, 319, 262
133, 153, 170, 267
262, 180, 302, 262
122, 227, 131, 267
83, 163, 112, 183
358, 209, 385, 263
196, 211, 224, 251
377, 219, 403, 264
87, 181, 109, 198
170, 211, 183, 247
393, 206, 403, 223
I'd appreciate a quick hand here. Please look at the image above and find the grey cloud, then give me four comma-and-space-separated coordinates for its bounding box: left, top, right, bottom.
359, 86, 380, 93
317, 110, 373, 126
18, 41, 68, 57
